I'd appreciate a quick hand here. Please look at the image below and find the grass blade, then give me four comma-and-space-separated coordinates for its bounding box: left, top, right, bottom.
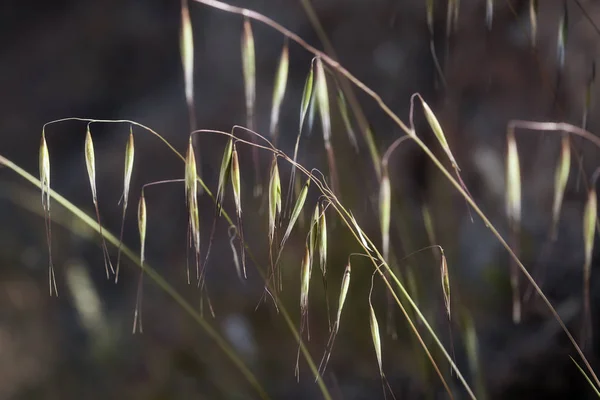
506, 128, 522, 323
336, 86, 359, 152
133, 192, 147, 334
529, 0, 538, 48
379, 168, 391, 261
582, 187, 597, 345
186, 137, 201, 283
557, 1, 568, 70
39, 130, 57, 296
441, 252, 451, 320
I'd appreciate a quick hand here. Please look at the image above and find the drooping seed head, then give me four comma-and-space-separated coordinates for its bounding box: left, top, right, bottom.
379, 169, 391, 260
350, 211, 372, 251
270, 41, 289, 139
336, 87, 358, 151
242, 18, 256, 130
138, 193, 147, 264
315, 57, 331, 145
506, 129, 521, 227
299, 62, 314, 134
281, 177, 310, 247
583, 188, 597, 269
185, 137, 198, 206
180, 0, 194, 105
39, 130, 51, 211
268, 155, 281, 242
217, 138, 233, 212
552, 134, 570, 237
123, 129, 135, 209
231, 145, 242, 218
369, 300, 383, 376
300, 245, 312, 311
335, 262, 351, 330
309, 204, 320, 260
84, 126, 97, 202
420, 96, 459, 170
318, 204, 328, 277
441, 252, 451, 320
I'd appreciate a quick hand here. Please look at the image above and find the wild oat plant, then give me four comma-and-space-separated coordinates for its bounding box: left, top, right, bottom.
2, 0, 600, 398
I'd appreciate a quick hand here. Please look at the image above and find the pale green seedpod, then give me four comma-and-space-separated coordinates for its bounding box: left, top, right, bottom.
315, 58, 331, 145
268, 155, 281, 243
185, 137, 198, 206
583, 188, 597, 287
116, 129, 135, 283
420, 96, 459, 170
138, 193, 147, 265
216, 138, 233, 214
350, 211, 372, 251
551, 134, 570, 239
180, 0, 194, 106
318, 204, 327, 277
85, 127, 97, 201
242, 18, 256, 130
231, 145, 242, 218
529, 0, 538, 48
486, 0, 494, 30
281, 177, 310, 247
379, 169, 391, 261
40, 130, 51, 212
300, 245, 312, 311
191, 199, 201, 257
368, 291, 383, 376
506, 130, 521, 226
309, 204, 320, 260
336, 87, 358, 151
270, 41, 289, 140
299, 62, 314, 134
441, 253, 451, 320
335, 262, 351, 330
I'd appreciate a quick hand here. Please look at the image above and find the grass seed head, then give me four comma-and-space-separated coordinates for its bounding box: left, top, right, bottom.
420, 96, 459, 170
335, 261, 351, 330
185, 137, 198, 206
315, 57, 331, 145
138, 193, 147, 264
84, 126, 97, 202
268, 155, 281, 242
270, 41, 289, 139
231, 144, 242, 218
242, 18, 256, 130
336, 87, 359, 151
350, 212, 372, 251
309, 204, 320, 260
299, 62, 314, 134
217, 138, 233, 211
506, 129, 521, 226
552, 134, 570, 237
300, 244, 312, 311
180, 0, 194, 105
281, 177, 310, 247
441, 252, 451, 320
39, 130, 51, 211
123, 129, 135, 209
583, 188, 597, 268
318, 204, 327, 277
379, 169, 391, 260
368, 278, 383, 376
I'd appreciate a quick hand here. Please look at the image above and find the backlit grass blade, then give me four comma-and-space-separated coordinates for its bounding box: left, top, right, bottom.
551, 133, 570, 240
270, 40, 289, 143
379, 168, 391, 261
116, 129, 135, 283
506, 129, 522, 323
39, 130, 57, 296
85, 126, 114, 279
336, 86, 359, 152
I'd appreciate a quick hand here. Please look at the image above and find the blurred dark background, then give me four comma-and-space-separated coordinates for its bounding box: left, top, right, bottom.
1, 0, 600, 399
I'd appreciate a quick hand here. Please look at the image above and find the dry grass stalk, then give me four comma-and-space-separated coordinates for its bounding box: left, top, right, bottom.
133, 193, 147, 334
551, 133, 571, 240
116, 130, 135, 283
39, 130, 57, 296
84, 126, 114, 279
269, 41, 289, 144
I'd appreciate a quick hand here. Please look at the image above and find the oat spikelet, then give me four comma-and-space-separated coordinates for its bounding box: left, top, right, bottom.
315, 57, 339, 194
85, 126, 114, 279
216, 138, 233, 215
317, 261, 351, 379
582, 187, 597, 345
295, 245, 313, 380
309, 204, 320, 261
551, 133, 570, 240
318, 203, 331, 330
116, 129, 135, 283
270, 41, 289, 143
231, 145, 247, 279
336, 87, 359, 152
268, 155, 281, 244
40, 129, 57, 296
441, 252, 451, 320
242, 18, 256, 131
368, 275, 383, 377
506, 129, 522, 323
379, 168, 391, 261
185, 137, 201, 283
133, 193, 147, 334
281, 177, 310, 249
